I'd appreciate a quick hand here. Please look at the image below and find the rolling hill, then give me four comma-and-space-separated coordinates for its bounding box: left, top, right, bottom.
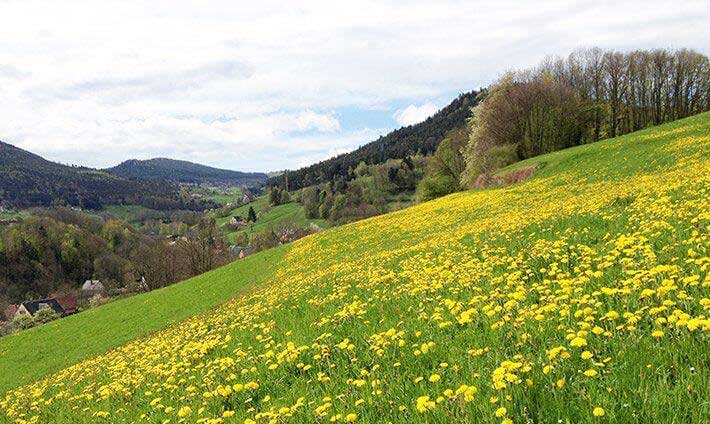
0, 113, 708, 422
106, 158, 268, 186
215, 195, 328, 244
0, 141, 209, 210
269, 90, 481, 190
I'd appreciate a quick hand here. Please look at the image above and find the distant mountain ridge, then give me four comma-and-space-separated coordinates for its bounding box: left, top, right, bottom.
105, 158, 268, 186
268, 90, 482, 190
0, 142, 214, 210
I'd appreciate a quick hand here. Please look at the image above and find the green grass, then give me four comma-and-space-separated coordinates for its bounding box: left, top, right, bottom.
1, 114, 708, 423
204, 186, 243, 205
216, 196, 327, 243
0, 246, 287, 394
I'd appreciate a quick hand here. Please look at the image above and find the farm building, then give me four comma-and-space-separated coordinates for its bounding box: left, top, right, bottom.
13, 298, 66, 318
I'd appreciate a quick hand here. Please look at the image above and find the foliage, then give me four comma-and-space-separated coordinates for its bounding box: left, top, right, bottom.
9, 314, 35, 331
88, 295, 110, 309
416, 126, 469, 200
296, 157, 425, 225
0, 141, 216, 211
269, 91, 480, 191
301, 186, 321, 219
33, 307, 60, 324
0, 208, 233, 303
461, 47, 709, 187
1, 114, 707, 422
213, 195, 326, 245
104, 158, 267, 186
416, 174, 458, 202
247, 206, 257, 223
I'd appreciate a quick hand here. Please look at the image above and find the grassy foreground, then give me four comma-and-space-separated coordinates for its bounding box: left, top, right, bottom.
0, 246, 287, 394
1, 113, 709, 423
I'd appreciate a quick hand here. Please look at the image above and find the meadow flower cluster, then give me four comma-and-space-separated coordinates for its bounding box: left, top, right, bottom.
1, 116, 708, 422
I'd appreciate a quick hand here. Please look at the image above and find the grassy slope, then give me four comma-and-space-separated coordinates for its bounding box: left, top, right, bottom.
216, 196, 327, 243
1, 114, 708, 422
0, 246, 287, 393
204, 186, 243, 205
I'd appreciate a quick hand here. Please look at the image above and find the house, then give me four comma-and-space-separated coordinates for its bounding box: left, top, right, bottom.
3, 304, 18, 321
14, 298, 66, 318
230, 215, 245, 226
229, 245, 252, 258
136, 276, 149, 292
56, 296, 78, 315
166, 234, 187, 245
82, 280, 106, 298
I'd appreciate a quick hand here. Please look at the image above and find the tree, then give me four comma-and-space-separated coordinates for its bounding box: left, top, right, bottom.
417, 126, 469, 200
247, 206, 257, 223
33, 307, 60, 324
301, 186, 321, 219
268, 187, 282, 206
177, 218, 226, 276
417, 174, 459, 201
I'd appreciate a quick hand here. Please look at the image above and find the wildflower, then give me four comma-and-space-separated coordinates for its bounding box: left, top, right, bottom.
177, 406, 192, 418
593, 407, 605, 417
416, 396, 436, 413
570, 337, 587, 347
495, 407, 507, 417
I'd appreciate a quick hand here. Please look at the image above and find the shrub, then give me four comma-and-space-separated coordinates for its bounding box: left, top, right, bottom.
417, 174, 458, 202
10, 314, 35, 331
89, 294, 109, 308
33, 307, 60, 324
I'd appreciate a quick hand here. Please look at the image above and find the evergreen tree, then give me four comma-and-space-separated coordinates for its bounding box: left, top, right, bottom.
247, 206, 257, 223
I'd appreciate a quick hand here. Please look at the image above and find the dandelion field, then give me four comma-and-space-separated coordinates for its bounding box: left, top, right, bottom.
1, 113, 709, 423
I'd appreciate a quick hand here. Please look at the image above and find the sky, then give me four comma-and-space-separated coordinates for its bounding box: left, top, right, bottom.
0, 1, 708, 172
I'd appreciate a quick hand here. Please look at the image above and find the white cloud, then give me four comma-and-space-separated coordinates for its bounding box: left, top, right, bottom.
394, 102, 440, 126
0, 0, 707, 171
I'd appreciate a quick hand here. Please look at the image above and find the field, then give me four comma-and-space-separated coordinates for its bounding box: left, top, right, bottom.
216, 196, 328, 244
0, 113, 708, 423
204, 186, 244, 206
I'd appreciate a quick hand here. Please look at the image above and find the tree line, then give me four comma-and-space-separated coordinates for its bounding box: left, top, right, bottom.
0, 141, 218, 211
419, 47, 709, 196
268, 91, 480, 191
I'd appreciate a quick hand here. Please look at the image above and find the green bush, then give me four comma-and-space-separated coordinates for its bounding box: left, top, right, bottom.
417, 174, 458, 202
33, 308, 61, 324
11, 314, 35, 331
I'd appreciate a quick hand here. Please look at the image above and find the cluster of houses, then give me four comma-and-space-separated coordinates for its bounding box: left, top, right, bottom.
2, 280, 106, 322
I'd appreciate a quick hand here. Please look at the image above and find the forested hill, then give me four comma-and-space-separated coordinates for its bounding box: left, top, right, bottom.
0, 141, 212, 211
105, 158, 268, 186
268, 90, 481, 190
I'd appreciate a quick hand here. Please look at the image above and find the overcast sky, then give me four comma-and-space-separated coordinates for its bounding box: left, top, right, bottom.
1, 0, 708, 172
